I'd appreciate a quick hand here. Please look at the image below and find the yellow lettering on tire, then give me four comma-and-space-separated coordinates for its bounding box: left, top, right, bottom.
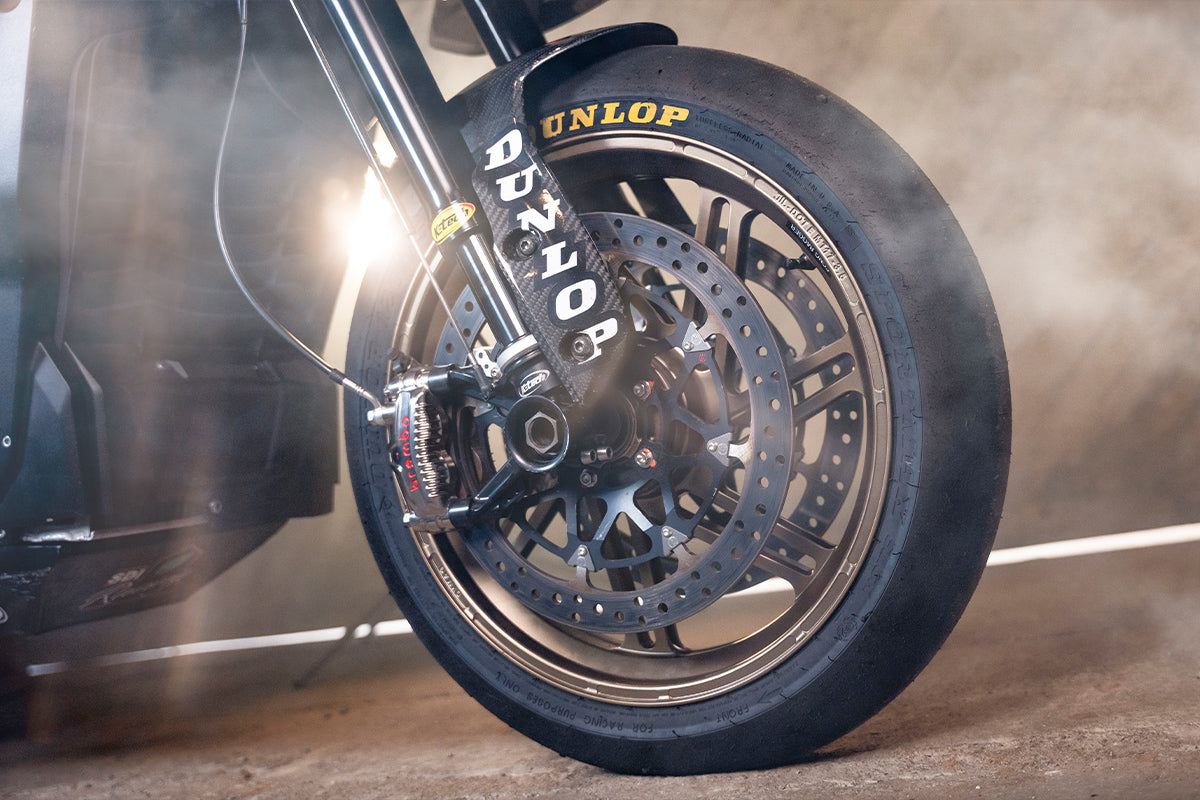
628, 102, 657, 123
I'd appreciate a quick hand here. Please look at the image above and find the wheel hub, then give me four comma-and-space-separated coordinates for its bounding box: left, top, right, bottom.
570, 387, 640, 464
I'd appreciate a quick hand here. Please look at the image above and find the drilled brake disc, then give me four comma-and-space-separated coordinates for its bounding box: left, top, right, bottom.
441, 213, 793, 633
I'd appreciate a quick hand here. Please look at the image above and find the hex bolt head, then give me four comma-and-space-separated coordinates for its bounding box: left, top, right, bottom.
524, 411, 559, 455
632, 380, 651, 400
579, 469, 598, 488
567, 333, 595, 362
514, 232, 540, 258
634, 447, 654, 469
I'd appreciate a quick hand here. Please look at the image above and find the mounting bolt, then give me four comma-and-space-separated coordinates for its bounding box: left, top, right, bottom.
632, 381, 651, 401
634, 447, 654, 469
579, 470, 597, 488
682, 340, 694, 352
1, 435, 9, 448
566, 333, 595, 363
514, 232, 540, 259
208, 499, 224, 515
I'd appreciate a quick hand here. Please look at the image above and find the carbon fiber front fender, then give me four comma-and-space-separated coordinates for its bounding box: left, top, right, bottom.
455, 23, 676, 402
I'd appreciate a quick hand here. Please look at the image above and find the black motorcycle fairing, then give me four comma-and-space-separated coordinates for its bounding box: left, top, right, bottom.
0, 1, 356, 633
0, 0, 31, 486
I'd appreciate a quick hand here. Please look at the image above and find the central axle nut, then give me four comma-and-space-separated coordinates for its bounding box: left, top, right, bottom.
504, 395, 570, 473
525, 411, 559, 455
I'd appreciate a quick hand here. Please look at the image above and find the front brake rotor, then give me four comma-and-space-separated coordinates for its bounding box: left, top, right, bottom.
447, 213, 793, 633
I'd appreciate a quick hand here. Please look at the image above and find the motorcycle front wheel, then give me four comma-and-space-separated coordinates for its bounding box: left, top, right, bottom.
344, 46, 1009, 775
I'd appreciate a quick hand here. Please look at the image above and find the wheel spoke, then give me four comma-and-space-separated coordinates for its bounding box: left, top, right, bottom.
709, 489, 837, 592
788, 335, 855, 384
695, 189, 759, 271
622, 624, 687, 654
729, 334, 858, 433
694, 188, 722, 251
623, 554, 691, 653
749, 551, 813, 594
727, 394, 751, 431
656, 624, 688, 653
724, 200, 758, 272
793, 370, 859, 423
709, 485, 739, 515
763, 520, 830, 568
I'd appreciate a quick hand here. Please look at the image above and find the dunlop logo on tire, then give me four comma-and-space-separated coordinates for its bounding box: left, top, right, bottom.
539, 101, 690, 141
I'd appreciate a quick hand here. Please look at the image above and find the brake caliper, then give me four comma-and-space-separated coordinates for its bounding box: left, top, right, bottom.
371, 365, 461, 529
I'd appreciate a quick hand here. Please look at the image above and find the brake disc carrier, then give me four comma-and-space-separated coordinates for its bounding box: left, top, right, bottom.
442, 213, 792, 633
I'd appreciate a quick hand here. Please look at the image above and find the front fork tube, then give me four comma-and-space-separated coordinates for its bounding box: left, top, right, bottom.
304, 0, 532, 367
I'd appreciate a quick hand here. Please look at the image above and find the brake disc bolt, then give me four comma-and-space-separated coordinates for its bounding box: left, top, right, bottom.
634, 447, 654, 469
580, 469, 597, 488
632, 380, 651, 400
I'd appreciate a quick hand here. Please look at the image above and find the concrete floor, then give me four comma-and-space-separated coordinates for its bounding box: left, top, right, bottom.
3, 543, 1199, 798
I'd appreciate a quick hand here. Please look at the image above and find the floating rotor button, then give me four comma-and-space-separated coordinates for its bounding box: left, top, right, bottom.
679, 321, 709, 353
661, 525, 689, 554
706, 432, 733, 463
568, 544, 595, 578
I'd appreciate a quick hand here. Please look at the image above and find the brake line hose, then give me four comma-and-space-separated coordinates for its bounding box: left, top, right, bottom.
213, 0, 382, 411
